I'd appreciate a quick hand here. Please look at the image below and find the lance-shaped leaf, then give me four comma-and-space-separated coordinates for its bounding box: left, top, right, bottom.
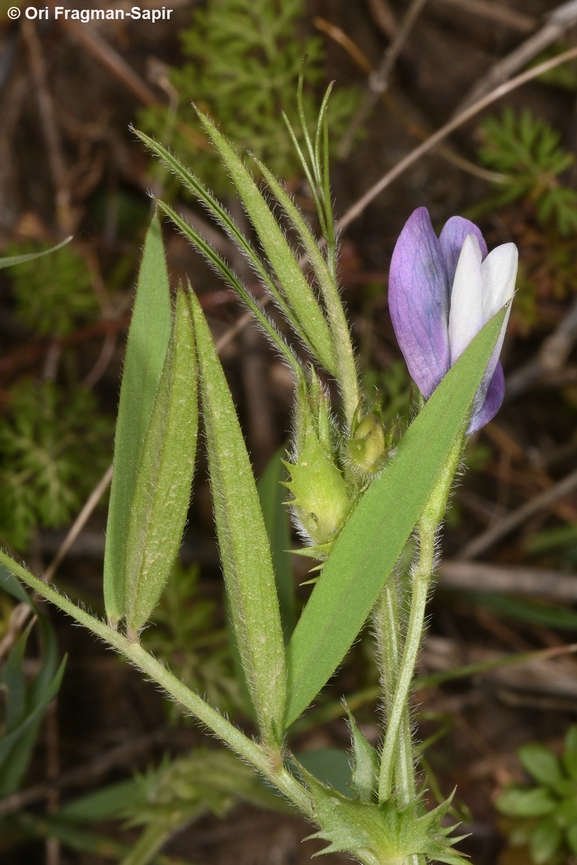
257, 449, 295, 644
254, 158, 359, 423
155, 199, 303, 381
189, 289, 286, 745
124, 288, 198, 635
285, 309, 507, 726
132, 128, 302, 338
103, 215, 172, 625
195, 111, 337, 375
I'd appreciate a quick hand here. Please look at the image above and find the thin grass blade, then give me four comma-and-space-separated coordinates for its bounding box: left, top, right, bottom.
0, 236, 73, 269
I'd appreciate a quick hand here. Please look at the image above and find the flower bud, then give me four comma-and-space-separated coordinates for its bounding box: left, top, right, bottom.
347, 413, 387, 475
284, 375, 350, 554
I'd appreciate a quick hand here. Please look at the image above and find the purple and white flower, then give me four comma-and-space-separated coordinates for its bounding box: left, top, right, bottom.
388, 207, 518, 433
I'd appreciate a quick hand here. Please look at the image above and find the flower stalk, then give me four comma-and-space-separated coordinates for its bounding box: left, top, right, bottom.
378, 434, 464, 806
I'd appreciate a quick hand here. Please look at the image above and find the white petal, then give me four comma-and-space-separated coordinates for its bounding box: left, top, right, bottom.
477, 243, 518, 397
448, 234, 484, 363
480, 242, 518, 319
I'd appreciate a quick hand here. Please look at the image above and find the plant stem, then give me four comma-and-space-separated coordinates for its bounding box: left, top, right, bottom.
374, 578, 415, 808
377, 436, 464, 805
377, 520, 435, 804
0, 551, 313, 818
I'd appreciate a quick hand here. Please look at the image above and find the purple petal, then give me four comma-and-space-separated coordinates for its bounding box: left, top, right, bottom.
439, 216, 488, 286
467, 362, 505, 434
388, 208, 450, 398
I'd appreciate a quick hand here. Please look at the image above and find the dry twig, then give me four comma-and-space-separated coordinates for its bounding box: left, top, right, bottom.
316, 16, 507, 184
337, 43, 577, 232
506, 297, 577, 402
366, 0, 397, 39
440, 560, 577, 601
339, 0, 430, 157
434, 0, 536, 33
43, 465, 114, 583
456, 466, 577, 560
22, 20, 72, 232
455, 0, 577, 112
0, 729, 167, 818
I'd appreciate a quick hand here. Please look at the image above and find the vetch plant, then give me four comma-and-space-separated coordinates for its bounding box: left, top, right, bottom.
0, 87, 517, 865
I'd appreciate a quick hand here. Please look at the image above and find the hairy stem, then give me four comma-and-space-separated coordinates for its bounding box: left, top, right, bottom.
0, 550, 313, 818
377, 435, 464, 805
374, 578, 415, 807
377, 521, 435, 804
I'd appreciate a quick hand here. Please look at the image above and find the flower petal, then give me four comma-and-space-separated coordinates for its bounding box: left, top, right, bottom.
475, 243, 517, 394
468, 362, 505, 434
448, 234, 484, 364
481, 242, 518, 319
439, 216, 488, 283
388, 208, 450, 398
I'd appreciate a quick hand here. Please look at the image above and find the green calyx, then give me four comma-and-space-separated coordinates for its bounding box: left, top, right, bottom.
283, 374, 351, 557
300, 768, 468, 865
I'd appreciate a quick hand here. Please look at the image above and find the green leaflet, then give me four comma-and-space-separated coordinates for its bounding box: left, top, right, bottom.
154, 198, 303, 380
257, 449, 295, 643
189, 289, 286, 746
347, 711, 380, 803
195, 110, 337, 375
132, 128, 302, 339
254, 158, 359, 422
103, 215, 172, 625
124, 288, 198, 634
285, 309, 507, 726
